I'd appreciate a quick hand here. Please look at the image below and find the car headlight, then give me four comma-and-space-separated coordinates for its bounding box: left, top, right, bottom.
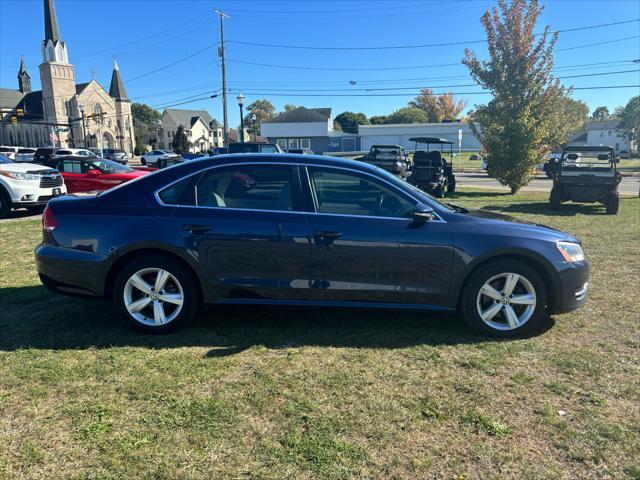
557, 241, 585, 262
0, 171, 40, 181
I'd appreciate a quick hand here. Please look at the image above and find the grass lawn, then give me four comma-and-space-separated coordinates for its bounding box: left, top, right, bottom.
1, 190, 639, 479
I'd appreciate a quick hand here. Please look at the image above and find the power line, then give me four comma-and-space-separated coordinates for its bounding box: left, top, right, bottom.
124, 44, 217, 83
556, 35, 640, 51
225, 19, 640, 51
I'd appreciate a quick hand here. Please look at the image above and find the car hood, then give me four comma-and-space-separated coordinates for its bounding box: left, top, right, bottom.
0, 162, 56, 173
458, 207, 580, 243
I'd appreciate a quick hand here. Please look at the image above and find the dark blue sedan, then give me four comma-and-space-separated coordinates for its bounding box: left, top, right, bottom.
35, 154, 589, 337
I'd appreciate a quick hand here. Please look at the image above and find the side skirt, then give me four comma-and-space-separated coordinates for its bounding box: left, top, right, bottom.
213, 298, 455, 312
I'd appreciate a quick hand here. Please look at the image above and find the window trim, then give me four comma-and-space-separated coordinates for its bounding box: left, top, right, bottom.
300, 138, 311, 150
157, 163, 304, 213
302, 165, 440, 222
153, 161, 445, 222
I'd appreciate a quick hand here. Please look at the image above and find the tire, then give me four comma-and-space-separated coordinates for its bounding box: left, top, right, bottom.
112, 254, 200, 333
605, 192, 619, 215
434, 184, 445, 198
140, 158, 147, 165
460, 259, 548, 338
0, 190, 10, 218
447, 179, 456, 193
550, 187, 562, 210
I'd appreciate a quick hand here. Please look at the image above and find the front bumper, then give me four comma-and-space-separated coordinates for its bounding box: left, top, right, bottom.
6, 179, 67, 206
550, 259, 590, 314
35, 244, 109, 297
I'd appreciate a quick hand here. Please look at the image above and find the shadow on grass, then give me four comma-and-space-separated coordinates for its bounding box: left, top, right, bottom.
447, 190, 512, 199
482, 202, 606, 217
0, 285, 554, 355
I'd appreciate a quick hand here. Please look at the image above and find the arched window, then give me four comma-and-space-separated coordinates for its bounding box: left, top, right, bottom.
93, 104, 103, 124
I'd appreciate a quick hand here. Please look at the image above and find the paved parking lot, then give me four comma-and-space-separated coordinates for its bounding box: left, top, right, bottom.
456, 172, 640, 195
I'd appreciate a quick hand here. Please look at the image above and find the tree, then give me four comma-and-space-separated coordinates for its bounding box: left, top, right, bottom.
437, 94, 467, 121
171, 125, 191, 153
545, 97, 589, 148
384, 107, 429, 124
131, 102, 161, 152
409, 89, 467, 122
409, 89, 438, 121
334, 111, 369, 134
463, 0, 567, 193
283, 104, 299, 113
369, 115, 388, 125
616, 96, 640, 146
243, 99, 275, 136
591, 106, 610, 121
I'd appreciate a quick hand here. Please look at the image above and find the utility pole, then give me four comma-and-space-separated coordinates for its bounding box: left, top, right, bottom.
214, 9, 230, 147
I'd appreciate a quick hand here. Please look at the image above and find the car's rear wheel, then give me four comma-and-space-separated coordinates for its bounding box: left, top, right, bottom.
461, 259, 548, 338
434, 184, 445, 198
140, 158, 146, 165
113, 255, 199, 333
605, 192, 619, 215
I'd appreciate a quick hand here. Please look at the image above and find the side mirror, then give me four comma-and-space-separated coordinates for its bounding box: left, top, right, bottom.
411, 204, 435, 223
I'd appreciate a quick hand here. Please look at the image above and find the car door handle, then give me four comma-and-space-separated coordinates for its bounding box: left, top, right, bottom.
313, 231, 342, 240
182, 224, 212, 234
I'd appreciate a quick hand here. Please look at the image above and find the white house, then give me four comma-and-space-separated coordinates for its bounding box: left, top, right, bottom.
358, 123, 480, 152
585, 120, 633, 152
261, 107, 359, 153
159, 108, 223, 152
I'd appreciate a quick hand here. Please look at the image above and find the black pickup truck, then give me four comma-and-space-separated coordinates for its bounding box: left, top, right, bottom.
354, 145, 410, 179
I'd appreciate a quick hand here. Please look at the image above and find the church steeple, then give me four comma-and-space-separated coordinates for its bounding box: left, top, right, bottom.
109, 59, 129, 102
18, 57, 32, 94
44, 0, 61, 43
41, 0, 68, 63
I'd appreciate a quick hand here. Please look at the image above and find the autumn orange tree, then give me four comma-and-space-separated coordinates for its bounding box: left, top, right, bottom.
463, 0, 569, 193
409, 89, 466, 122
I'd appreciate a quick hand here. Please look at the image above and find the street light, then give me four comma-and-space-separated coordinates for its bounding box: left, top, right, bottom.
236, 93, 245, 143
78, 103, 87, 148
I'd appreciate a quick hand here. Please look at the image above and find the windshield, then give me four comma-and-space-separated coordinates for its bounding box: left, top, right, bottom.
561, 149, 613, 168
372, 166, 455, 212
0, 154, 13, 164
91, 159, 134, 173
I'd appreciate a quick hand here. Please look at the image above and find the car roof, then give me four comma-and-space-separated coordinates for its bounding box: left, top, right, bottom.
409, 137, 454, 145
563, 145, 614, 152
177, 153, 380, 173
371, 144, 404, 149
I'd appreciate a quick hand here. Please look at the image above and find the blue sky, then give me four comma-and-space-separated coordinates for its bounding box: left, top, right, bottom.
1, 0, 639, 128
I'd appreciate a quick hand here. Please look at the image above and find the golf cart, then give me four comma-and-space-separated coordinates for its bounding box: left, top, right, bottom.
406, 137, 456, 197
549, 145, 621, 214
354, 145, 410, 179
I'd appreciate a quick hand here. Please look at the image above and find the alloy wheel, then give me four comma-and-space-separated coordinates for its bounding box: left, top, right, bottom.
123, 268, 184, 326
476, 272, 537, 331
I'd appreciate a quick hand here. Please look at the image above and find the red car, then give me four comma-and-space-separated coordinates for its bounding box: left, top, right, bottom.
52, 157, 151, 193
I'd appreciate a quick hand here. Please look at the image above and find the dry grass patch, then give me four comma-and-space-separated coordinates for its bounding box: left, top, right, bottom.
0, 190, 639, 479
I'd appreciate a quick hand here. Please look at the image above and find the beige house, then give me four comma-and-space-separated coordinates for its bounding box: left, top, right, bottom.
0, 0, 134, 153
157, 109, 223, 152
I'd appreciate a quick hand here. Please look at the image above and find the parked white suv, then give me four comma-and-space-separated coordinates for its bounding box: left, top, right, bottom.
0, 146, 19, 160
141, 150, 180, 166
54, 148, 98, 158
0, 154, 67, 218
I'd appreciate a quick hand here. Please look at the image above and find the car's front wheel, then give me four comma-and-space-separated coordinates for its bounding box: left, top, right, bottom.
140, 158, 147, 165
461, 259, 548, 337
113, 255, 199, 333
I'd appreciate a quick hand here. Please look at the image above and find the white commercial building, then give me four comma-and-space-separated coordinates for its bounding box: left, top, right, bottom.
358, 123, 481, 152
